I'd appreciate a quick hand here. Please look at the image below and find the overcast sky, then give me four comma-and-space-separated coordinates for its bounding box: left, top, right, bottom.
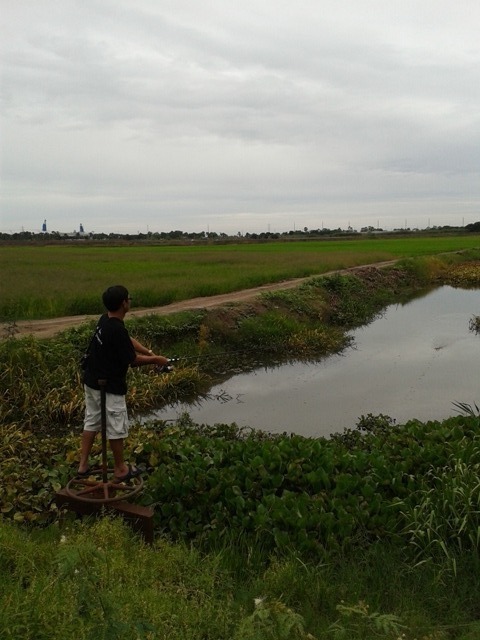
1, 1, 480, 235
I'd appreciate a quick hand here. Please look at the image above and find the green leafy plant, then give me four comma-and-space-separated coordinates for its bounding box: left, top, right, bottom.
234, 598, 316, 640
328, 600, 404, 639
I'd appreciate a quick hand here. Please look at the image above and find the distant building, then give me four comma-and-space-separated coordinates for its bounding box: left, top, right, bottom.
64, 223, 89, 238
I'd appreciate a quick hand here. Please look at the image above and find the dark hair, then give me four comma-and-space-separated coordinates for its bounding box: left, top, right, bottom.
102, 285, 129, 311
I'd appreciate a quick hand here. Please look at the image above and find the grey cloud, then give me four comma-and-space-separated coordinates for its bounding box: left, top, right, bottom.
1, 1, 480, 234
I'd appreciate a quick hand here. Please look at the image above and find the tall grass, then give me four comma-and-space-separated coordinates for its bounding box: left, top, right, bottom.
2, 237, 480, 320
2, 517, 480, 639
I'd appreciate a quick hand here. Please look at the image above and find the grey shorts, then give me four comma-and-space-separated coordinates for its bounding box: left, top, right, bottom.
83, 385, 129, 439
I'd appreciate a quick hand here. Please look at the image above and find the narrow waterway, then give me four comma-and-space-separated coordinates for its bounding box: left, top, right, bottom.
154, 286, 480, 438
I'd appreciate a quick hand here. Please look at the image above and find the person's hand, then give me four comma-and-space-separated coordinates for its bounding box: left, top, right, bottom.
155, 356, 176, 372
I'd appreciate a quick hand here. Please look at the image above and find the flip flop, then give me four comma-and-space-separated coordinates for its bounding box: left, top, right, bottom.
76, 467, 91, 478
113, 464, 142, 484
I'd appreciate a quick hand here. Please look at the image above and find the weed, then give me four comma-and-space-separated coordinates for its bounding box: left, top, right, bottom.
234, 598, 316, 640
468, 315, 480, 334
328, 600, 405, 639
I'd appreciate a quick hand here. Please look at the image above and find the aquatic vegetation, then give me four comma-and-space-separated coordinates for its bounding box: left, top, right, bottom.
441, 261, 480, 287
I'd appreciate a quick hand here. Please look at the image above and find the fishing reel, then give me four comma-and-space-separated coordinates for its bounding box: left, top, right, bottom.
156, 357, 180, 373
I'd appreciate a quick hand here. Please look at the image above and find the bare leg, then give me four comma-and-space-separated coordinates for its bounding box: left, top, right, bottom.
109, 438, 129, 478
78, 430, 97, 473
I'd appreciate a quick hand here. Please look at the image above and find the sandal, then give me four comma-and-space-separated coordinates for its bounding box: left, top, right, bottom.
113, 464, 142, 484
76, 467, 91, 478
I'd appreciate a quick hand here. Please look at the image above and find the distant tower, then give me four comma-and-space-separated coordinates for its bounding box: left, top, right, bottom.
42, 219, 47, 233
79, 223, 84, 233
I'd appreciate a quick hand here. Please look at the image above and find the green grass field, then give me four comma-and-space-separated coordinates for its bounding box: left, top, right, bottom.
2, 235, 480, 319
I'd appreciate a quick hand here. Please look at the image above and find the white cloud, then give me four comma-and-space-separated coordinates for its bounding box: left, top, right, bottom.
1, 0, 480, 234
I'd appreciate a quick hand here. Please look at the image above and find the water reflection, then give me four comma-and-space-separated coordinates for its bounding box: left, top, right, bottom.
154, 286, 480, 438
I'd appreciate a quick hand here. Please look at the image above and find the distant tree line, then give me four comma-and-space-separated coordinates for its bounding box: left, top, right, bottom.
1, 222, 479, 244
465, 221, 480, 232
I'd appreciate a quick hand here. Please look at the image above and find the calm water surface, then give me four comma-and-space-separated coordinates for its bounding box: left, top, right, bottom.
155, 286, 480, 437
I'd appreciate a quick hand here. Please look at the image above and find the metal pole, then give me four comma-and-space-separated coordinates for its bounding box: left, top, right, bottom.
99, 379, 108, 484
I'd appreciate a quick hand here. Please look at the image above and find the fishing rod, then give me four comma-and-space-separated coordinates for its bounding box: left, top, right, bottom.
156, 346, 280, 372
178, 348, 269, 360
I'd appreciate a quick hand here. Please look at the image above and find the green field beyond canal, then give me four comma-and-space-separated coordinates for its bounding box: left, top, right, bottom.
2, 234, 480, 320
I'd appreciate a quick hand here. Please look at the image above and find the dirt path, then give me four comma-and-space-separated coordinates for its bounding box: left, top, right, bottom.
2, 261, 396, 340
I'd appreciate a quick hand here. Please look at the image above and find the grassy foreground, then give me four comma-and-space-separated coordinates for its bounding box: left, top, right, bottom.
2, 515, 480, 639
3, 412, 480, 639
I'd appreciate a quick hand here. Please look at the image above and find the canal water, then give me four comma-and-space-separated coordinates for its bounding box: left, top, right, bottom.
154, 286, 480, 438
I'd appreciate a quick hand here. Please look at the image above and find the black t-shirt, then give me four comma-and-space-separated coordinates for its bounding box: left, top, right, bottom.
83, 314, 136, 395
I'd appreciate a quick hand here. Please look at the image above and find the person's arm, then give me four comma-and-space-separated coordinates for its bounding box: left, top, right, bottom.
130, 337, 169, 367
131, 353, 170, 367
130, 337, 153, 355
